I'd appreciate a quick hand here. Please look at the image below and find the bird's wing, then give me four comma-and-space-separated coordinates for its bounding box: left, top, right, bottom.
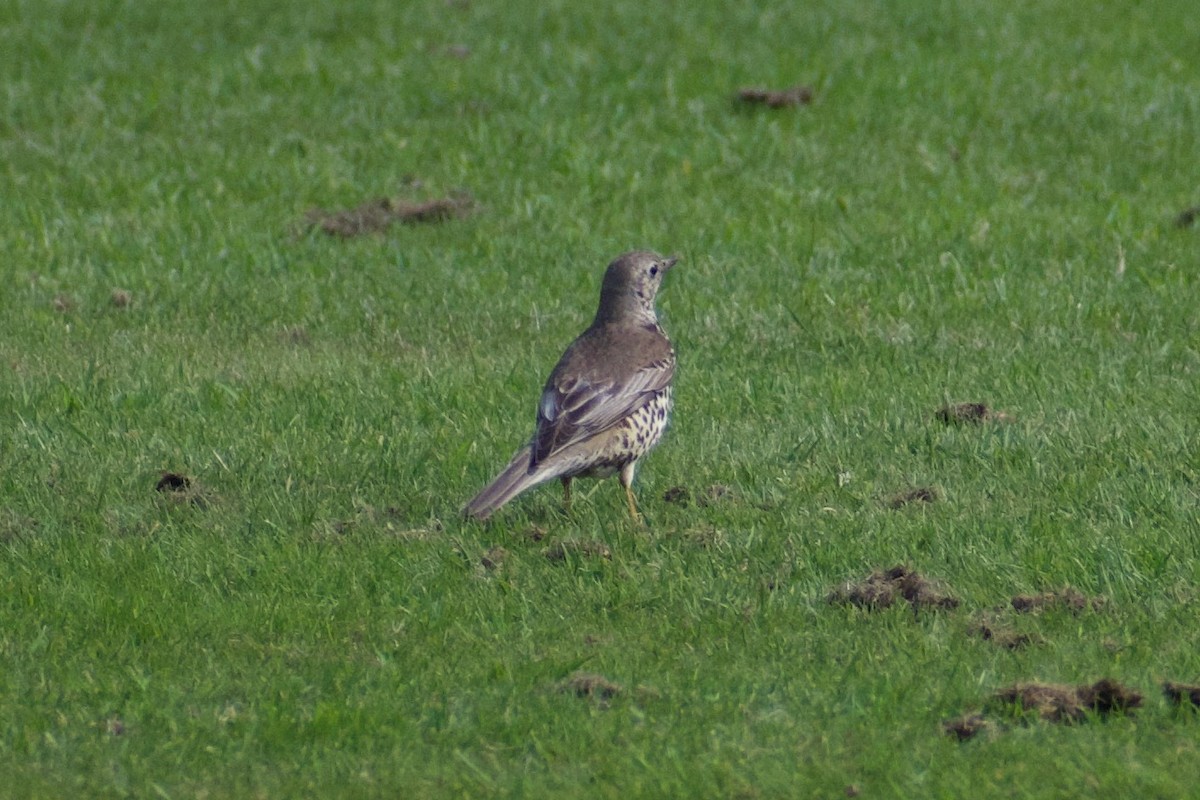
531, 353, 674, 467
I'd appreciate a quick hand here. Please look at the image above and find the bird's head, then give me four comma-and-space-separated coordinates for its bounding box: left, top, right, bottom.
595, 250, 678, 324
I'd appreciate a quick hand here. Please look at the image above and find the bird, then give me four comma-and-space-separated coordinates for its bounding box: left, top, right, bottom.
463, 250, 678, 522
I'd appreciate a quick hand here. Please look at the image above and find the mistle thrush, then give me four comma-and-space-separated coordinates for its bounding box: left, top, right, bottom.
463, 250, 677, 521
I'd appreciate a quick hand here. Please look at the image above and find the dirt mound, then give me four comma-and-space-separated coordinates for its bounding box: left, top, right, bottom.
480, 546, 507, 571
1162, 682, 1200, 707
1011, 587, 1104, 614
544, 540, 612, 563
963, 587, 1102, 650
885, 486, 939, 509
660, 484, 735, 508
521, 525, 548, 542
662, 486, 691, 506
968, 617, 1038, 650
737, 85, 813, 108
155, 472, 190, 492
935, 402, 1014, 424
155, 471, 212, 508
942, 714, 988, 741
1175, 206, 1200, 228
949, 678, 1143, 739
1076, 679, 1144, 714
560, 671, 621, 700
990, 679, 1142, 723
700, 484, 735, 506
827, 565, 959, 612
305, 192, 474, 237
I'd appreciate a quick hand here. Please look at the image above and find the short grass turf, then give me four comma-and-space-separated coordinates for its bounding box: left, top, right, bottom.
3, 0, 1200, 796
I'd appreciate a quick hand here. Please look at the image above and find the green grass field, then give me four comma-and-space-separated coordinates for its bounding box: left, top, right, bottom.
3, 0, 1199, 796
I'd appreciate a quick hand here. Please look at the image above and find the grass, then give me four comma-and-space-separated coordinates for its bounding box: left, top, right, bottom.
2, 0, 1200, 796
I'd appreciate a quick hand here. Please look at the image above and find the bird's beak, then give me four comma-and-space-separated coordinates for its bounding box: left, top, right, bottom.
662, 255, 679, 270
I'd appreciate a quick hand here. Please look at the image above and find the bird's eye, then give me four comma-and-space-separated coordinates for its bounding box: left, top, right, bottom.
649, 265, 658, 276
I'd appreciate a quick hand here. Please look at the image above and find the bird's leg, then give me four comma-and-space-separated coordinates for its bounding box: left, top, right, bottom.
624, 484, 642, 523
561, 476, 573, 513
619, 463, 643, 524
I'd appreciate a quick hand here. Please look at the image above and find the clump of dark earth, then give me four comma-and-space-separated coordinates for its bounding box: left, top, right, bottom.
886, 486, 939, 509
305, 192, 474, 237
935, 402, 1014, 425
155, 472, 191, 492
544, 540, 612, 563
943, 714, 988, 741
1076, 679, 1144, 715
662, 486, 691, 506
1175, 206, 1200, 228
989, 679, 1142, 723
969, 617, 1038, 650
988, 683, 1084, 723
699, 484, 735, 506
827, 565, 959, 612
561, 671, 621, 700
155, 471, 211, 509
522, 525, 548, 542
480, 546, 507, 571
737, 85, 814, 108
1162, 682, 1200, 707
1011, 587, 1104, 614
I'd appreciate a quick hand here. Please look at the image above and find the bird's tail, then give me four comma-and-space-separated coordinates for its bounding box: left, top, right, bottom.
462, 445, 549, 520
